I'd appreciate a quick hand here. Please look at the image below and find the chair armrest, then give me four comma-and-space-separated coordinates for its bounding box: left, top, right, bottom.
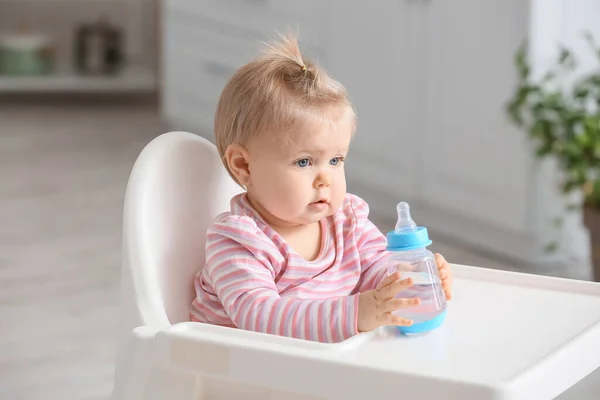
151, 321, 390, 399
153, 321, 336, 371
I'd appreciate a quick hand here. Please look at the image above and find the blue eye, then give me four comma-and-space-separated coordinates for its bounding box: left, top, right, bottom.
295, 158, 311, 168
330, 157, 344, 166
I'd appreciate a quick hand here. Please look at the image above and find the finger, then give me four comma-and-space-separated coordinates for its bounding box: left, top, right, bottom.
380, 313, 413, 327
443, 273, 453, 288
391, 315, 414, 326
441, 271, 453, 293
376, 271, 402, 291
441, 279, 452, 290
444, 287, 453, 300
434, 253, 446, 266
380, 297, 421, 313
438, 265, 450, 280
378, 277, 414, 300
391, 261, 415, 272
440, 277, 452, 295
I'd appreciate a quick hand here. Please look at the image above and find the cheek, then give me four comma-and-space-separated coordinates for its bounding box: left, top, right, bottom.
252, 164, 299, 198
282, 170, 312, 195
334, 168, 347, 189
331, 169, 347, 201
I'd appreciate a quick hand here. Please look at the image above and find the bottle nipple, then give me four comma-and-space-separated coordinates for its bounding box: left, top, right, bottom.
395, 202, 417, 232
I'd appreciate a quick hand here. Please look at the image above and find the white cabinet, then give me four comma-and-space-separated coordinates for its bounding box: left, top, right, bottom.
162, 18, 256, 137
324, 1, 424, 200
421, 0, 532, 234
327, 0, 534, 258
161, 0, 327, 139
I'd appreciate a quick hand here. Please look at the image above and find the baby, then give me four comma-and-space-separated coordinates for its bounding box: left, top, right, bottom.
190, 34, 453, 343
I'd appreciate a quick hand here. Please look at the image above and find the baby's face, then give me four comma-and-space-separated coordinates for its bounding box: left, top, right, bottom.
246, 107, 353, 228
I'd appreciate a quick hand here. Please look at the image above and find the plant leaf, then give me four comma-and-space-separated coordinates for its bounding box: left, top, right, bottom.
544, 242, 559, 253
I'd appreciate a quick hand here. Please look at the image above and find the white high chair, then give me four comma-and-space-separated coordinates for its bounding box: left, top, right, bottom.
112, 131, 600, 400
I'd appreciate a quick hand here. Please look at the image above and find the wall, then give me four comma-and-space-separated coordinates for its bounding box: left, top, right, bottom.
563, 0, 600, 76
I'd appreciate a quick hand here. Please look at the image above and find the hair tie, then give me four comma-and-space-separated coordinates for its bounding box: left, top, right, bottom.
300, 64, 307, 73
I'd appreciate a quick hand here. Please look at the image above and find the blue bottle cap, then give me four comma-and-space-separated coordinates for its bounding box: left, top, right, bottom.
386, 202, 432, 251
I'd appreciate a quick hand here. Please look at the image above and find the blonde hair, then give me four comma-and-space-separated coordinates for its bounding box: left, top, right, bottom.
214, 33, 355, 184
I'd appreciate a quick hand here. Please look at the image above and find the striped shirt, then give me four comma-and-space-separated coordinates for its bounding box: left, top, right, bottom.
190, 193, 390, 343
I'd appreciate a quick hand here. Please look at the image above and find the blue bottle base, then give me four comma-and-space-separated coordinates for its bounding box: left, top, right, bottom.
396, 309, 447, 335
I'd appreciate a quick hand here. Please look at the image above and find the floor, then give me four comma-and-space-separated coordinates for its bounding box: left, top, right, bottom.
0, 99, 598, 399
0, 99, 164, 399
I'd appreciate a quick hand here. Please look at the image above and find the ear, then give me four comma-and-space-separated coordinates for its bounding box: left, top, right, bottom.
224, 144, 251, 186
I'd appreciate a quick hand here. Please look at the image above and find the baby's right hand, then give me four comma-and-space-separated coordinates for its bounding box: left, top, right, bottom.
357, 272, 420, 333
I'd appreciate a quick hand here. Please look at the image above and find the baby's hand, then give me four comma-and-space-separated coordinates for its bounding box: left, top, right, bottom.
357, 272, 420, 333
435, 253, 453, 300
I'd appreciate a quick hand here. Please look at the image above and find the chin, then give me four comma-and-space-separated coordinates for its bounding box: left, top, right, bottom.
298, 213, 325, 225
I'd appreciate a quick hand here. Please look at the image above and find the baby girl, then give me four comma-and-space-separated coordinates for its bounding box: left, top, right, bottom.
190, 34, 453, 343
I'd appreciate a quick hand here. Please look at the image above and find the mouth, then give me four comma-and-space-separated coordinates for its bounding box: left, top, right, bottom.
311, 198, 328, 205
308, 198, 329, 211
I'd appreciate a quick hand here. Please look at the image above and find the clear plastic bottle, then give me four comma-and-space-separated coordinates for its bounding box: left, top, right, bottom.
386, 202, 447, 334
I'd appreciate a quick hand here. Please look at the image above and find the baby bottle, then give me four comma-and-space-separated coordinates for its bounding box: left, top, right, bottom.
386, 202, 447, 334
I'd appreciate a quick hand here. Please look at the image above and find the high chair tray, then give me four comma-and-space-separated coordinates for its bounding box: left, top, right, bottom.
155, 264, 600, 400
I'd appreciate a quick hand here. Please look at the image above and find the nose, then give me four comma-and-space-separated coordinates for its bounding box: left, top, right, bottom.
314, 170, 331, 188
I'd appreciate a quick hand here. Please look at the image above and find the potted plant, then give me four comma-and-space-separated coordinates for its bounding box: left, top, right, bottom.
506, 32, 600, 282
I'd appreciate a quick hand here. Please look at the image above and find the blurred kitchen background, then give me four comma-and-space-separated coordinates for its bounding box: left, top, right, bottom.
2, 0, 600, 399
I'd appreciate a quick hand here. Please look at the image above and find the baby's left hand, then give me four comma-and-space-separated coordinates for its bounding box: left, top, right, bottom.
435, 253, 453, 300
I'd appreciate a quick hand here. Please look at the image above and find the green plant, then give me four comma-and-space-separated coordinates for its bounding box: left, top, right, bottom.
506, 32, 600, 251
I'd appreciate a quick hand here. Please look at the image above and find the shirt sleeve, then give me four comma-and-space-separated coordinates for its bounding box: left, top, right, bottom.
347, 195, 391, 292
204, 215, 360, 343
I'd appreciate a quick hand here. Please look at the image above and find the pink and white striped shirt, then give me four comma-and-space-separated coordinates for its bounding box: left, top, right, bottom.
190, 193, 390, 343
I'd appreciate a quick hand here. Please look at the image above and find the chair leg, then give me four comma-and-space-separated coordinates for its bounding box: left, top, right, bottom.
112, 327, 199, 400
111, 327, 155, 400
142, 368, 197, 400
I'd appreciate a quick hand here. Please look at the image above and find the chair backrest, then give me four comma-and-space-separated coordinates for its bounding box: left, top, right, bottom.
120, 131, 242, 331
